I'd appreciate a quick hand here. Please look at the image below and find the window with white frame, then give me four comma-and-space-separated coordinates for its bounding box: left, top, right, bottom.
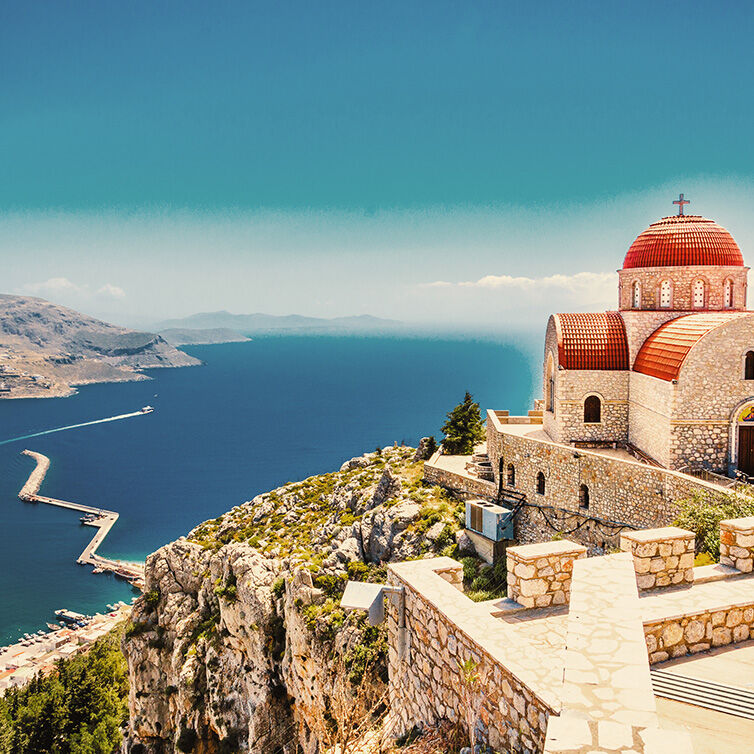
659, 280, 671, 308
632, 281, 641, 309
724, 279, 734, 308
692, 279, 705, 308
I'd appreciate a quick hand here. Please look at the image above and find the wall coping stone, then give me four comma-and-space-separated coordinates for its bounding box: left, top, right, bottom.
621, 526, 694, 543
507, 540, 588, 560
720, 516, 754, 532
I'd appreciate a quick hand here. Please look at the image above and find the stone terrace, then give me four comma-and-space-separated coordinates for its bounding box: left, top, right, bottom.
386, 521, 754, 753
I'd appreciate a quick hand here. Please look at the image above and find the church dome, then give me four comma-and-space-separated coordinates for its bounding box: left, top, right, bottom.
622, 215, 743, 269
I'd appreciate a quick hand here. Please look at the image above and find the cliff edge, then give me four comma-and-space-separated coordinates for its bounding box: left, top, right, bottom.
122, 446, 483, 753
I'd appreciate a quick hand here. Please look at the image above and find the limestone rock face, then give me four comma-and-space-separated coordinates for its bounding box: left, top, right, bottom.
122, 447, 461, 753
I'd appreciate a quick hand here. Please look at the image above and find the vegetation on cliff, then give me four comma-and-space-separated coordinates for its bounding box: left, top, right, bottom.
0, 626, 128, 754
123, 446, 504, 753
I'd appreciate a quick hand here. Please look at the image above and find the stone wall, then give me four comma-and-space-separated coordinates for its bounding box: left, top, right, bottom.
619, 310, 686, 365
627, 371, 673, 467
619, 527, 695, 591
506, 540, 586, 608
486, 411, 727, 552
552, 370, 629, 444
720, 516, 754, 572
423, 454, 497, 500
387, 558, 553, 754
617, 265, 748, 312
672, 314, 754, 471
644, 604, 754, 663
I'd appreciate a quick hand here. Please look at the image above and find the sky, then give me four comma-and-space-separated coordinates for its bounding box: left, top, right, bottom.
2, 1, 754, 329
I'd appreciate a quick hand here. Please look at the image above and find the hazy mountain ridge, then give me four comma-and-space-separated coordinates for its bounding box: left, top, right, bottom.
153, 310, 404, 335
0, 294, 200, 398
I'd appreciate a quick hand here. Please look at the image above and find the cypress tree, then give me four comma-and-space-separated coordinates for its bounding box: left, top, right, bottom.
441, 392, 484, 455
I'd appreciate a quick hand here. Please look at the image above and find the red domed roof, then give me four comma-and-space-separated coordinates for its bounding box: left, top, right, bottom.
552, 312, 628, 370
623, 215, 743, 269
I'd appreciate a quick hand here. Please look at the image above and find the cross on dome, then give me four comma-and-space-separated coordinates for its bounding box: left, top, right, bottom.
673, 193, 690, 216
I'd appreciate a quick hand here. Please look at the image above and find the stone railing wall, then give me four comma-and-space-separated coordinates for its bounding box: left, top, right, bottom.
643, 603, 754, 663
620, 527, 695, 591
387, 558, 553, 754
720, 516, 754, 573
506, 540, 587, 608
422, 451, 497, 500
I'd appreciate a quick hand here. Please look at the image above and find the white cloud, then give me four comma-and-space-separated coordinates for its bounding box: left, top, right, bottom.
421, 271, 616, 293
97, 283, 126, 299
23, 277, 84, 295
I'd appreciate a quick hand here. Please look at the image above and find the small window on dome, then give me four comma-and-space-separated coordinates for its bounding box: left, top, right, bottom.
692, 279, 706, 308
632, 281, 641, 309
660, 280, 672, 308
724, 279, 734, 309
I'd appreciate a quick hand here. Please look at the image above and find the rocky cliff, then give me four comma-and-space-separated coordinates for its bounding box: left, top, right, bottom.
122, 446, 481, 754
0, 295, 199, 397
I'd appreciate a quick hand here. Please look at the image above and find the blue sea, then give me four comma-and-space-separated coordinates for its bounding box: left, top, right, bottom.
0, 336, 534, 644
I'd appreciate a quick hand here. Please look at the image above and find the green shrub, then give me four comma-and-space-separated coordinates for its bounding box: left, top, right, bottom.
144, 589, 161, 609
347, 560, 370, 581
673, 488, 754, 559
272, 576, 286, 598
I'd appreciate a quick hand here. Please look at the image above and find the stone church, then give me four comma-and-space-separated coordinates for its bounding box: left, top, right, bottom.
543, 198, 754, 476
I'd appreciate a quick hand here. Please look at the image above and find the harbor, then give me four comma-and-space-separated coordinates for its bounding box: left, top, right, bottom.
0, 602, 132, 692
19, 449, 145, 589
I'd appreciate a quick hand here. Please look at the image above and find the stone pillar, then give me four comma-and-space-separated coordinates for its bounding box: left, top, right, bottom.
720, 517, 754, 573
619, 527, 695, 591
506, 540, 587, 608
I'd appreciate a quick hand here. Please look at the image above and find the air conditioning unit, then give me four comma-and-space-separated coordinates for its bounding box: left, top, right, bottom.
465, 499, 514, 542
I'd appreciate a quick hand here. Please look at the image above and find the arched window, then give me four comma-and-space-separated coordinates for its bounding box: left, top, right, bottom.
692, 279, 706, 308
746, 351, 754, 380
659, 280, 672, 308
536, 472, 545, 495
579, 484, 590, 510
724, 279, 734, 309
632, 281, 641, 309
506, 463, 515, 488
584, 395, 601, 423
545, 353, 555, 412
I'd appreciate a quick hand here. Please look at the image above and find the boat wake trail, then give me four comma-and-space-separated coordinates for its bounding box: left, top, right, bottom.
0, 411, 147, 447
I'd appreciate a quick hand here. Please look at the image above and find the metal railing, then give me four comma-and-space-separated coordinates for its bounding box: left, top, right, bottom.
677, 465, 742, 490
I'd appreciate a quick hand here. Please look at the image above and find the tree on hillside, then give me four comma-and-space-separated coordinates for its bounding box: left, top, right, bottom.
441, 392, 484, 455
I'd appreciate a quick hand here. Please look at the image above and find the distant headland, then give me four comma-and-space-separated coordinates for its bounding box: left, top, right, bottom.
0, 294, 199, 399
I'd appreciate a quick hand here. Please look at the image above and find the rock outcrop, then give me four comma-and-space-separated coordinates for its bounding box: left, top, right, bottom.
122, 448, 464, 753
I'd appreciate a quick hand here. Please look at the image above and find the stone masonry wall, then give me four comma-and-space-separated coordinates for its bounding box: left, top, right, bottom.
387, 560, 552, 754
618, 265, 748, 312
720, 517, 754, 572
620, 527, 695, 591
552, 370, 629, 444
486, 412, 727, 552
506, 540, 586, 608
423, 458, 497, 500
627, 371, 674, 467
644, 604, 754, 664
671, 314, 754, 471
619, 310, 687, 365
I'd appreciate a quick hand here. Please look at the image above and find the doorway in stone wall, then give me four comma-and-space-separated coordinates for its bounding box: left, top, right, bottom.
738, 425, 754, 476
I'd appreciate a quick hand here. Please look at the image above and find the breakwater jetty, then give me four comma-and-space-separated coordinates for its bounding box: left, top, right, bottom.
18, 450, 145, 589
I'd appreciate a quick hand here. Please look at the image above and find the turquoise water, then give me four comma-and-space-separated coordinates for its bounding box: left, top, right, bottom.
0, 336, 534, 644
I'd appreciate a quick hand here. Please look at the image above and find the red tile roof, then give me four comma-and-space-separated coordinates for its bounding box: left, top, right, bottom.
623, 215, 744, 269
553, 312, 628, 370
633, 312, 750, 381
